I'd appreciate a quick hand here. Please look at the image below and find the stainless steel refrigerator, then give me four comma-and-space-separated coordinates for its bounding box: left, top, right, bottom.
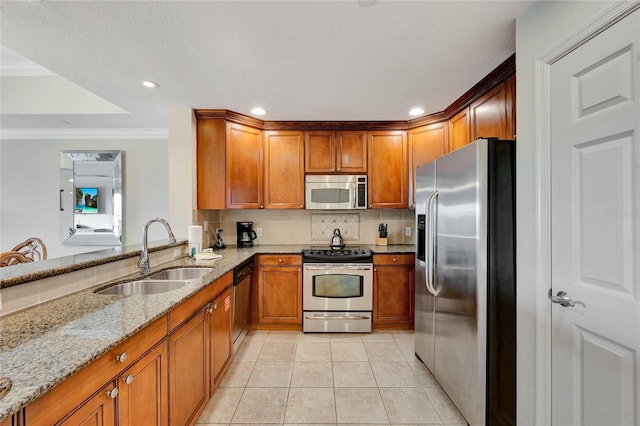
415, 138, 516, 426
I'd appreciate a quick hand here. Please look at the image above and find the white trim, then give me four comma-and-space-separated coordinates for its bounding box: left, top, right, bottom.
0, 128, 168, 140
532, 2, 640, 425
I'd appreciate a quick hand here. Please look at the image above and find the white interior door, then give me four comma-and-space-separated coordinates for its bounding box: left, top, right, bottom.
550, 10, 640, 426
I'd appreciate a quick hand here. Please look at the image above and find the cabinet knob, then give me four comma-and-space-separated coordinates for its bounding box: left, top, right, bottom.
260, 205, 264, 209
392, 257, 397, 263
122, 374, 134, 385
208, 306, 214, 314
106, 387, 119, 399
116, 352, 128, 363
278, 258, 283, 263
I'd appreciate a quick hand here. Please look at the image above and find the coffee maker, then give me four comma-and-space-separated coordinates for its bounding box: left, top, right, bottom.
236, 222, 258, 247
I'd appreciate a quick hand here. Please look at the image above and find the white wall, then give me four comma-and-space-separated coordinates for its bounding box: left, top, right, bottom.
515, 1, 617, 424
0, 138, 170, 258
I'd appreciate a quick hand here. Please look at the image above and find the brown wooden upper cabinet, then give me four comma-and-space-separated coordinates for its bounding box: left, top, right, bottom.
305, 130, 367, 173
226, 122, 264, 209
448, 106, 471, 152
367, 130, 407, 208
264, 130, 305, 209
506, 75, 516, 139
408, 122, 448, 208
470, 83, 508, 141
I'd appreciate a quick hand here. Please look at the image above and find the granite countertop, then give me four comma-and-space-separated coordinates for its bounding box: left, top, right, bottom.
0, 244, 414, 420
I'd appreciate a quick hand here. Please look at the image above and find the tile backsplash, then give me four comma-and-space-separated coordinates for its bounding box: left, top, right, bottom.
195, 209, 415, 247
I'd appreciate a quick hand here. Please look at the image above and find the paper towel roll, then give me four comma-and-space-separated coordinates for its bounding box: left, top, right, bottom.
188, 225, 203, 243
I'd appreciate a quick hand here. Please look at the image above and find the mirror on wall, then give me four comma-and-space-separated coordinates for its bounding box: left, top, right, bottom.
59, 150, 123, 246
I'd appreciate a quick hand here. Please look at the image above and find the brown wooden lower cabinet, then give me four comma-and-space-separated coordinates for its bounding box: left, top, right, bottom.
58, 381, 117, 426
118, 341, 168, 426
256, 255, 302, 328
373, 254, 415, 329
210, 286, 233, 392
169, 305, 210, 426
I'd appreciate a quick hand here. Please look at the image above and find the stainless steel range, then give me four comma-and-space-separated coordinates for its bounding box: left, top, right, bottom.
302, 247, 373, 333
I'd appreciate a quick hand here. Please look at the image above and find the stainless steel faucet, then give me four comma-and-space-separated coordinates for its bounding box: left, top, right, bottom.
138, 218, 177, 274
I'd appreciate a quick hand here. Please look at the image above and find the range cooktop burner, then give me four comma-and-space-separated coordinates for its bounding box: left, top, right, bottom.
302, 247, 373, 263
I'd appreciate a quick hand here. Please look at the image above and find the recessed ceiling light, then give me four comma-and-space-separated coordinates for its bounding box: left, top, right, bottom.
142, 80, 158, 88
409, 107, 425, 116
251, 107, 266, 116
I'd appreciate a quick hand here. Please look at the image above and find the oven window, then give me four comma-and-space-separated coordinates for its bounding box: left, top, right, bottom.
313, 274, 363, 298
311, 188, 350, 204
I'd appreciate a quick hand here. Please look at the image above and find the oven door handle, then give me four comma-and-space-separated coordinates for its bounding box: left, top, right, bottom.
304, 315, 371, 320
303, 266, 372, 271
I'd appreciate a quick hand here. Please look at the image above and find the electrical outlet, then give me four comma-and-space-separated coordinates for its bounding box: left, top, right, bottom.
256, 227, 263, 237
204, 220, 209, 233
405, 227, 411, 237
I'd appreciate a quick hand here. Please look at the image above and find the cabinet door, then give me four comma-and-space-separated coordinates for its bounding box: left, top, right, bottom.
373, 256, 415, 329
470, 83, 508, 141
448, 107, 471, 152
258, 266, 302, 325
169, 307, 209, 426
197, 119, 226, 209
336, 131, 367, 173
408, 122, 448, 208
210, 287, 233, 392
264, 130, 305, 209
226, 122, 263, 209
367, 131, 407, 208
118, 341, 168, 426
305, 131, 335, 172
506, 75, 516, 139
57, 382, 117, 426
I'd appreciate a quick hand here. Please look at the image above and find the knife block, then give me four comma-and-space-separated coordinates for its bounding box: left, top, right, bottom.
376, 234, 388, 246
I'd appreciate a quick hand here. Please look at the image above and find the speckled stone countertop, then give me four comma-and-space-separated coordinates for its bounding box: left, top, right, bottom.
0, 244, 414, 420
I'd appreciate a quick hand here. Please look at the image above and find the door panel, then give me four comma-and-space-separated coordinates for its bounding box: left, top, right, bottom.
550, 10, 639, 425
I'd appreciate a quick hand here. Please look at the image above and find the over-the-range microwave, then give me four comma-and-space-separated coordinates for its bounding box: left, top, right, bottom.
305, 175, 367, 210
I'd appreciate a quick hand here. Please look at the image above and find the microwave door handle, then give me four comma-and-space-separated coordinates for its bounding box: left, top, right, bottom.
352, 183, 356, 208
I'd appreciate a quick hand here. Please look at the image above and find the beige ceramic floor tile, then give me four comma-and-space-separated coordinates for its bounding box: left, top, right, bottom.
370, 361, 420, 387
284, 387, 336, 423
297, 332, 332, 342
197, 387, 243, 424
266, 330, 301, 342
361, 332, 395, 342
247, 361, 293, 387
334, 388, 389, 424
231, 387, 288, 424
219, 361, 255, 387
329, 333, 364, 341
363, 342, 405, 361
332, 361, 377, 388
379, 388, 442, 424
234, 338, 265, 362
397, 341, 416, 361
295, 342, 331, 361
258, 341, 296, 361
291, 361, 334, 387
331, 342, 368, 361
424, 386, 467, 424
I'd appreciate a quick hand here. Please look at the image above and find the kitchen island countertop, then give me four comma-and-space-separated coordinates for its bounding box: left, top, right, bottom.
0, 244, 413, 420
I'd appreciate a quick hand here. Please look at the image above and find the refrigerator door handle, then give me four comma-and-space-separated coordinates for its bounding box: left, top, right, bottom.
426, 191, 439, 296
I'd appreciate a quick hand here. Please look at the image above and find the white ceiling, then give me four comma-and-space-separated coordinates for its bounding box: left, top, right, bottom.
0, 1, 533, 130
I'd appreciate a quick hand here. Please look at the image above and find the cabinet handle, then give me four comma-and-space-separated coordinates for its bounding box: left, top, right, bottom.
106, 387, 119, 399
208, 306, 214, 314
213, 304, 218, 311
116, 352, 128, 363
122, 374, 134, 385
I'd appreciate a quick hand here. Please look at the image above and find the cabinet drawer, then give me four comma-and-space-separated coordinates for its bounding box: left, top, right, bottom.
259, 255, 301, 266
373, 254, 414, 266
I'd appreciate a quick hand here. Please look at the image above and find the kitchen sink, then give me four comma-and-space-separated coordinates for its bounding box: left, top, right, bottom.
95, 279, 188, 295
148, 267, 214, 281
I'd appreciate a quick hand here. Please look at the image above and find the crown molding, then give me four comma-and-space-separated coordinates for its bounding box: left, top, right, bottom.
0, 61, 57, 77
0, 128, 168, 140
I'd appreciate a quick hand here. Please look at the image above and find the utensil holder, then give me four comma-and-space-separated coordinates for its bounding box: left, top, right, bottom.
376, 234, 388, 246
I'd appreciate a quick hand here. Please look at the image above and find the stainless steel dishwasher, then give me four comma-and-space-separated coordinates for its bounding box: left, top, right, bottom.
233, 258, 253, 350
